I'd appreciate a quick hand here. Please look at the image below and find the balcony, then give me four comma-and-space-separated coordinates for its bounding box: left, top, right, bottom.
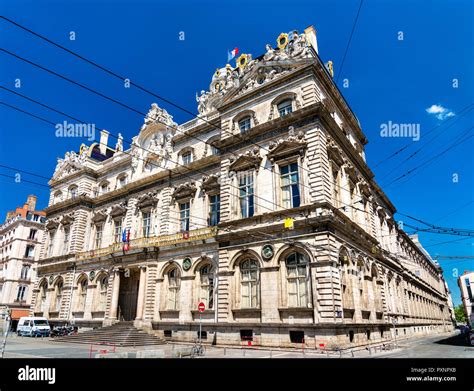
76, 226, 217, 261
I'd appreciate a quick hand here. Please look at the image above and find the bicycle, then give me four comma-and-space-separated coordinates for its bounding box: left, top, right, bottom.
191, 341, 205, 358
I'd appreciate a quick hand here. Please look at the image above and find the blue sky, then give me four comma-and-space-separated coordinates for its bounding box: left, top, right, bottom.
1, 0, 473, 306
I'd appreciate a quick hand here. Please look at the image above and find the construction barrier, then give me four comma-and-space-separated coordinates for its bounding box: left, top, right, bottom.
89, 342, 117, 358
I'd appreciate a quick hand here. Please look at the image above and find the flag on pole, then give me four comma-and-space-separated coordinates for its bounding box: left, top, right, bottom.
227, 47, 239, 62
122, 228, 127, 243
126, 229, 130, 243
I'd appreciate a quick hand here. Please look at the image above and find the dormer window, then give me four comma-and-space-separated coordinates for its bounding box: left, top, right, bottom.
239, 116, 252, 133
99, 181, 109, 195
68, 185, 78, 199
54, 191, 63, 204
182, 152, 192, 165
117, 174, 128, 189
278, 99, 293, 117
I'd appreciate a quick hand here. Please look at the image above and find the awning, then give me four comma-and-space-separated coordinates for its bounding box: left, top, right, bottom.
11, 309, 30, 320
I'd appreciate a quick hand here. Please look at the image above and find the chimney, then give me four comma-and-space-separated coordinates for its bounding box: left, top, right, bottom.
99, 130, 109, 155
304, 25, 318, 54
26, 195, 37, 211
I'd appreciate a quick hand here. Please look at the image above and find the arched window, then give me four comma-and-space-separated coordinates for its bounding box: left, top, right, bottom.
198, 264, 214, 309
99, 181, 109, 195
54, 191, 63, 204
36, 280, 48, 312
277, 99, 293, 117
116, 174, 128, 189
240, 259, 259, 308
286, 252, 310, 307
51, 279, 64, 313
68, 185, 78, 199
167, 268, 180, 310
97, 274, 108, 312
339, 249, 354, 311
76, 276, 88, 311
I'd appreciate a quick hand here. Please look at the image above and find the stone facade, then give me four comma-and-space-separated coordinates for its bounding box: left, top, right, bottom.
458, 271, 474, 326
31, 26, 454, 348
0, 195, 46, 324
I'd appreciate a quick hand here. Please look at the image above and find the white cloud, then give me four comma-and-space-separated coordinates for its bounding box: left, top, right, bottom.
426, 104, 455, 120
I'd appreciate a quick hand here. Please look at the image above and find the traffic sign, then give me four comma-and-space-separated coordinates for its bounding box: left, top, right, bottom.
198, 302, 205, 313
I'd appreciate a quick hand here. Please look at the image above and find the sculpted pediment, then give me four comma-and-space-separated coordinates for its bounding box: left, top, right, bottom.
137, 192, 158, 209
196, 29, 314, 115
60, 213, 75, 226
229, 147, 262, 173
267, 127, 307, 162
201, 174, 220, 194
46, 217, 60, 230
92, 210, 108, 223
172, 182, 197, 201
110, 202, 127, 218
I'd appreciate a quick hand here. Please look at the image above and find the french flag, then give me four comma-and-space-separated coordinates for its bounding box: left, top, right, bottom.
227, 47, 239, 62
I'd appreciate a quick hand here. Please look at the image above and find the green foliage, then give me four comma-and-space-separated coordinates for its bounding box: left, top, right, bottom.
454, 304, 466, 323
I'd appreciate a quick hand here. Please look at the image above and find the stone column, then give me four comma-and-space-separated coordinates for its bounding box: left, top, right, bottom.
136, 266, 147, 320
109, 269, 121, 319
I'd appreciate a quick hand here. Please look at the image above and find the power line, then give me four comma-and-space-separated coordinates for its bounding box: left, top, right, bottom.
0, 20, 383, 216
378, 107, 474, 183
383, 126, 474, 188
373, 102, 474, 168
335, 0, 364, 83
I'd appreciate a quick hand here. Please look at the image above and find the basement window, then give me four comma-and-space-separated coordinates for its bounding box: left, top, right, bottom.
289, 330, 304, 344
197, 331, 207, 340
164, 330, 172, 338
349, 330, 354, 343
240, 329, 253, 341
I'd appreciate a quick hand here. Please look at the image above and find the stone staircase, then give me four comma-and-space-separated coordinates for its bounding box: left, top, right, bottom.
52, 322, 165, 347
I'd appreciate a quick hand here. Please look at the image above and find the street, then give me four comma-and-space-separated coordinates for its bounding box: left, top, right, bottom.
1, 330, 472, 359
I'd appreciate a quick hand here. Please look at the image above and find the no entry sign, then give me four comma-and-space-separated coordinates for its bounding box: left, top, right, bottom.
198, 302, 205, 313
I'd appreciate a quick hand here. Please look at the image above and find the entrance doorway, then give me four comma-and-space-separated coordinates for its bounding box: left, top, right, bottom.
118, 269, 140, 321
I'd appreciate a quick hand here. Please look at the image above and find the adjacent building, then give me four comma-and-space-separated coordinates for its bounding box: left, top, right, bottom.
31, 27, 454, 348
458, 271, 474, 326
0, 195, 46, 328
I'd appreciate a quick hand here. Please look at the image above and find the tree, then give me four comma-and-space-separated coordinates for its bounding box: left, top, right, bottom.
454, 304, 466, 323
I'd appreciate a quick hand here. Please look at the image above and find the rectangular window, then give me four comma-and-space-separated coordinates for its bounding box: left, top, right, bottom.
238, 171, 254, 218
278, 100, 293, 117
63, 228, 70, 255
28, 229, 37, 240
182, 152, 192, 165
239, 117, 251, 133
16, 285, 27, 301
209, 194, 220, 226
48, 231, 55, 257
24, 245, 35, 258
179, 202, 190, 232
142, 212, 151, 238
466, 278, 473, 300
95, 224, 103, 248
114, 219, 122, 243
280, 162, 300, 208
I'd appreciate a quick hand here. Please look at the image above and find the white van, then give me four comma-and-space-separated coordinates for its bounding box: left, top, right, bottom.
17, 317, 51, 337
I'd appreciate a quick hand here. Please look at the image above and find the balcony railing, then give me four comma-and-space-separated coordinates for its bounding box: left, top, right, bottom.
75, 226, 217, 261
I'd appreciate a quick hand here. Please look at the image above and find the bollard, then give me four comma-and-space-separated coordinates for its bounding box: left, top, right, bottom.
243, 349, 246, 357
351, 350, 354, 357
224, 347, 226, 356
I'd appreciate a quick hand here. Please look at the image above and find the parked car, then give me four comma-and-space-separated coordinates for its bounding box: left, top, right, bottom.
469, 330, 474, 347
17, 317, 51, 337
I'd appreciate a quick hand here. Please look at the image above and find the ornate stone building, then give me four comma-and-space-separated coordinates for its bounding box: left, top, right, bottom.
0, 195, 46, 328
31, 27, 453, 348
